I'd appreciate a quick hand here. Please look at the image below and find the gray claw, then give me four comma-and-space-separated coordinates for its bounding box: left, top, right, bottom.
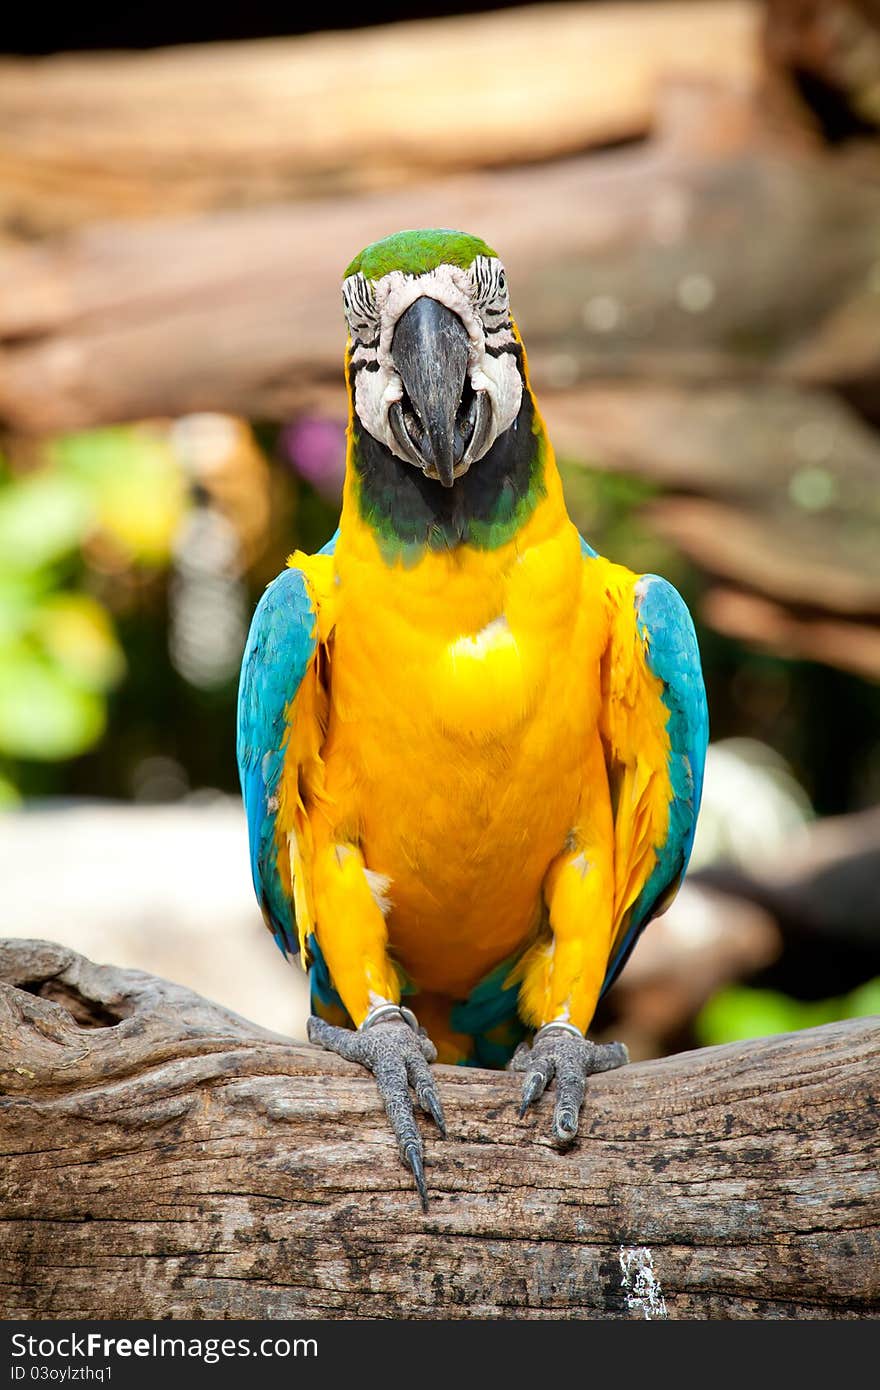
404, 1141, 429, 1212
513, 1026, 629, 1144
555, 1104, 579, 1138
417, 1083, 447, 1136
517, 1066, 549, 1117
308, 1012, 445, 1208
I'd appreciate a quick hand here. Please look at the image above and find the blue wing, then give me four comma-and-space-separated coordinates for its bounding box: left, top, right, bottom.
599, 572, 709, 996
236, 532, 337, 956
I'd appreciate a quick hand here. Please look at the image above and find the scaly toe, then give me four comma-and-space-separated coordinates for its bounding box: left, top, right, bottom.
553, 1104, 580, 1141
308, 1010, 445, 1208
514, 1025, 629, 1142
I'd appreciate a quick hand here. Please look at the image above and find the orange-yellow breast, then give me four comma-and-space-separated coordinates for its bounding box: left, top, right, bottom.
311, 479, 613, 998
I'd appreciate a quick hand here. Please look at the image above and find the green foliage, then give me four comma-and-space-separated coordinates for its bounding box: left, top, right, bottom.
0, 771, 20, 807
0, 645, 107, 761
0, 426, 185, 773
50, 427, 185, 564
0, 471, 93, 572
696, 977, 880, 1047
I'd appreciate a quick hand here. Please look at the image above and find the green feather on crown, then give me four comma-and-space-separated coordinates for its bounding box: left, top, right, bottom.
345, 228, 497, 281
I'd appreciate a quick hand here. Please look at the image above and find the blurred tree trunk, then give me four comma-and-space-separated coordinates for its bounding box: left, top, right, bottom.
0, 2, 760, 237
0, 4, 877, 681
2, 83, 877, 682
2, 86, 879, 435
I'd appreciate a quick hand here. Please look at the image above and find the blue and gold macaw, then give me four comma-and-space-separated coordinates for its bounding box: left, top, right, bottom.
238, 229, 708, 1206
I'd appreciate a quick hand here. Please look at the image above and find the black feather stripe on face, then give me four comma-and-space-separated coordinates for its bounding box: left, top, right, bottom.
342, 271, 379, 336
469, 255, 509, 319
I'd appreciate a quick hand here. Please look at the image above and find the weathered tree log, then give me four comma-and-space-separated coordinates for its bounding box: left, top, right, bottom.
0, 2, 760, 237
1, 939, 878, 1319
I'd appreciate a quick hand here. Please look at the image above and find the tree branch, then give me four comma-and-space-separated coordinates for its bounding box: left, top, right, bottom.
1, 939, 877, 1319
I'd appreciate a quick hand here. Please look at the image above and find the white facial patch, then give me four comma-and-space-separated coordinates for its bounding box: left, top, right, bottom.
344, 259, 523, 473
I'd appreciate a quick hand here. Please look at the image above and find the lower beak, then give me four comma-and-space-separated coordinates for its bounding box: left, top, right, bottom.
390, 296, 485, 488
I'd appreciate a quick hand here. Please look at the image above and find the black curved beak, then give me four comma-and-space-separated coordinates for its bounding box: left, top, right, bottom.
389, 297, 488, 488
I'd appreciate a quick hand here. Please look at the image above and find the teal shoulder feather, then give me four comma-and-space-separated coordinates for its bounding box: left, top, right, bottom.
236, 532, 337, 956
601, 572, 709, 995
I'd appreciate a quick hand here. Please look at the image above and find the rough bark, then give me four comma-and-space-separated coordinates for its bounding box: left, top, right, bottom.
1, 939, 877, 1320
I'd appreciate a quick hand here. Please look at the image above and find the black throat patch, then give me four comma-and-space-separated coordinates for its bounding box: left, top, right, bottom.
348, 361, 545, 560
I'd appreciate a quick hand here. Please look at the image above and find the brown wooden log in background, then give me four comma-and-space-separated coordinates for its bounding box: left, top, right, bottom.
4, 88, 879, 437
3, 91, 878, 674
1, 940, 878, 1319
0, 2, 761, 236
0, 3, 877, 678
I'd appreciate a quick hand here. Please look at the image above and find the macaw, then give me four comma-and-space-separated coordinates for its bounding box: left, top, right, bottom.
237, 228, 708, 1207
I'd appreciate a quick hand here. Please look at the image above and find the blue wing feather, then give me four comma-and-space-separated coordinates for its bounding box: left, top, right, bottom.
237, 536, 337, 955
579, 533, 599, 560
599, 571, 709, 996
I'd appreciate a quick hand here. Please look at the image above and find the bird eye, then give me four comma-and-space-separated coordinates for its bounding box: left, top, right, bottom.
470, 256, 509, 317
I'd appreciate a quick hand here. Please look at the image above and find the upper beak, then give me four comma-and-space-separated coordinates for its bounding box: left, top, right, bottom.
389, 296, 489, 487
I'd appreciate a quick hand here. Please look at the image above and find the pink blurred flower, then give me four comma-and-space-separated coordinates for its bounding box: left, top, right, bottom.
281, 416, 346, 500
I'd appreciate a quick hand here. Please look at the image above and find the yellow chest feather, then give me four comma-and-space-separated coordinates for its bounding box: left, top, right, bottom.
306, 498, 611, 994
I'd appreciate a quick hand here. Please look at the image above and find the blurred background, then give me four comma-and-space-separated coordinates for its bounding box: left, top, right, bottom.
0, 0, 878, 1058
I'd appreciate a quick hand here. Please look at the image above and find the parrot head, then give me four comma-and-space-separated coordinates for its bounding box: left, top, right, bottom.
342, 229, 523, 489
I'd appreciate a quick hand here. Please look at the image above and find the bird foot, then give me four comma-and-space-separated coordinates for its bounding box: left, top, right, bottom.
307, 1005, 446, 1211
512, 1022, 628, 1144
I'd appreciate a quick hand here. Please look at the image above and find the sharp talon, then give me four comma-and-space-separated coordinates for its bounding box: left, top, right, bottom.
519, 1070, 545, 1117
422, 1089, 447, 1137
307, 1012, 445, 1207
404, 1141, 429, 1212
